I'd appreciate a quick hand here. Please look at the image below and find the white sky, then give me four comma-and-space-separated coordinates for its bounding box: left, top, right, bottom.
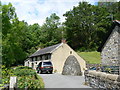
1, 0, 120, 26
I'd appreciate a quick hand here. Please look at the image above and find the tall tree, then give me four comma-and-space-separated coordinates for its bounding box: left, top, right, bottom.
98, 1, 120, 20
2, 3, 28, 66
64, 2, 113, 51
2, 3, 17, 66
40, 13, 63, 47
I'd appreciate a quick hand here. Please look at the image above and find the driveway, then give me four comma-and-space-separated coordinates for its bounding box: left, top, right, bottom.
39, 73, 91, 88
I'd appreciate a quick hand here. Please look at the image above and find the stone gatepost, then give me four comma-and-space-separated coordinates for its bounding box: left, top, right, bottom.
10, 76, 17, 90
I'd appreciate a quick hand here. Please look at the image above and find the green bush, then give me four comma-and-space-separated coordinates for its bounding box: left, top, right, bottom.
1, 66, 44, 88
14, 66, 44, 88
1, 65, 14, 84
15, 66, 32, 70
14, 66, 36, 76
14, 69, 36, 76
2, 65, 14, 78
1, 65, 15, 88
17, 75, 44, 89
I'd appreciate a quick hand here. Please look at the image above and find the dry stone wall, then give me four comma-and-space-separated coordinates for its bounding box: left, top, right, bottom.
118, 26, 120, 74
84, 70, 120, 89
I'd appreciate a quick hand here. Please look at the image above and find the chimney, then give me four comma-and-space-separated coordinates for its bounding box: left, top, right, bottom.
61, 38, 66, 43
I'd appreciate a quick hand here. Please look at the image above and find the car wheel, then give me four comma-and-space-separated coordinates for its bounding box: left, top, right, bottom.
50, 71, 52, 74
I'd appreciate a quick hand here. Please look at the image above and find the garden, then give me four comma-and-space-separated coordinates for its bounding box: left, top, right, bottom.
0, 65, 44, 89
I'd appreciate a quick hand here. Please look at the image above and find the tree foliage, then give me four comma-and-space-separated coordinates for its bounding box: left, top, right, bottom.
40, 13, 63, 46
2, 4, 63, 67
63, 1, 120, 51
2, 1, 120, 66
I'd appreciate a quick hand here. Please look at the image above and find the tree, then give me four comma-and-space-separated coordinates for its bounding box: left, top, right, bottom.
98, 1, 120, 20
2, 3, 28, 66
1, 3, 64, 67
27, 23, 42, 54
63, 2, 113, 51
2, 3, 17, 37
2, 3, 17, 67
40, 13, 63, 47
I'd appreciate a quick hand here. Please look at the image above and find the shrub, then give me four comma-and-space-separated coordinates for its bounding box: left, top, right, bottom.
1, 65, 14, 88
14, 66, 44, 88
17, 75, 44, 89
1, 65, 14, 84
14, 66, 32, 70
1, 66, 44, 89
14, 69, 36, 76
14, 66, 36, 76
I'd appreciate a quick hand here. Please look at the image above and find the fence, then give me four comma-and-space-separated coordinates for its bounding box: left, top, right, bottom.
101, 66, 119, 75
86, 64, 119, 75
84, 70, 120, 89
86, 64, 102, 71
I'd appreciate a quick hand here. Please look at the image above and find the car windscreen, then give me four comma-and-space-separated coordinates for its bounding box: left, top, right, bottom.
43, 62, 52, 66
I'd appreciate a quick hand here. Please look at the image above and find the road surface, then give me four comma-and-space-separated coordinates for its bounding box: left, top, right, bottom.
39, 73, 91, 88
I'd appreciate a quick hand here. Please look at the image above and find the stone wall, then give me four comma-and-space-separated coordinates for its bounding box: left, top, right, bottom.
118, 26, 120, 74
101, 26, 119, 66
62, 55, 82, 76
84, 70, 120, 89
119, 26, 120, 60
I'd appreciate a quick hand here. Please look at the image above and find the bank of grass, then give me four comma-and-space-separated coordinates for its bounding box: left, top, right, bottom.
77, 51, 101, 64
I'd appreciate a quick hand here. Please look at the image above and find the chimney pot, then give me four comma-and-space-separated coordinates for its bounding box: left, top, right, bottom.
61, 39, 66, 43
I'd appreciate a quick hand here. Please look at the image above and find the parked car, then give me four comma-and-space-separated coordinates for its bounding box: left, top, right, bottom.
36, 61, 53, 74
89, 67, 96, 70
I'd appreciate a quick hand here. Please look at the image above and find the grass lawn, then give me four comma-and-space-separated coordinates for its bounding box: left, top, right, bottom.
77, 51, 101, 64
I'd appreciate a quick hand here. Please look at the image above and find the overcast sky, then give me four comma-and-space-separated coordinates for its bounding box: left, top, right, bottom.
1, 0, 120, 26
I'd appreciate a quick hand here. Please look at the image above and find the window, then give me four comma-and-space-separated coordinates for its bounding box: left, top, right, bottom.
43, 62, 52, 66
37, 56, 40, 61
70, 51, 72, 54
45, 55, 48, 60
28, 62, 29, 66
31, 58, 33, 61
32, 63, 34, 68
35, 57, 37, 61
40, 56, 42, 60
48, 54, 51, 59
39, 54, 51, 60
44, 54, 51, 60
42, 55, 45, 60
33, 57, 36, 61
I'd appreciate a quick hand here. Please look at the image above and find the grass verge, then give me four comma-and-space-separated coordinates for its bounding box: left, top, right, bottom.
77, 51, 101, 64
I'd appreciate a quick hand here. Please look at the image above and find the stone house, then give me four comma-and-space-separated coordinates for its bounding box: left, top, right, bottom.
99, 20, 120, 74
24, 41, 86, 75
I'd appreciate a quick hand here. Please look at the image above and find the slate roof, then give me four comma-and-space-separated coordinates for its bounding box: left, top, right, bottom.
98, 20, 120, 52
29, 43, 62, 57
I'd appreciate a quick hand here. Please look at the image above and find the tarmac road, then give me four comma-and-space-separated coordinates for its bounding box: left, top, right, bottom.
39, 73, 91, 88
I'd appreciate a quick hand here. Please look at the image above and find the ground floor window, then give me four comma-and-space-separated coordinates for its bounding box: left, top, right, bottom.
32, 63, 34, 68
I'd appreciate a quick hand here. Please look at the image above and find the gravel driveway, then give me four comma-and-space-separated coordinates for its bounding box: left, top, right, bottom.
39, 73, 91, 88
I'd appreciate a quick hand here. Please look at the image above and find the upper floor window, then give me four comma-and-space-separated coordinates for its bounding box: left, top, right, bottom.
48, 54, 51, 59
37, 56, 40, 61
41, 54, 51, 60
